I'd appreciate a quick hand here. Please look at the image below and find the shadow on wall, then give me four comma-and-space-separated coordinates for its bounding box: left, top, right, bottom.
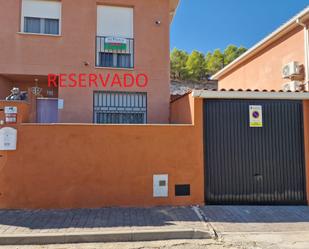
170, 92, 195, 124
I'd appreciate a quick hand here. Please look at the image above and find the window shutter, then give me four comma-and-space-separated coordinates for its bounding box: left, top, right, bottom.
22, 0, 61, 19
97, 6, 133, 38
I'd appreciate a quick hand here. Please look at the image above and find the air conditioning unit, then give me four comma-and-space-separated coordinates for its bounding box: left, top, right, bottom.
282, 81, 302, 92
282, 61, 301, 78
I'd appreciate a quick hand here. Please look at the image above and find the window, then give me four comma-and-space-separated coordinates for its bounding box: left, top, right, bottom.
99, 52, 114, 68
96, 6, 134, 68
21, 0, 61, 35
117, 54, 131, 68
93, 92, 147, 124
24, 17, 59, 34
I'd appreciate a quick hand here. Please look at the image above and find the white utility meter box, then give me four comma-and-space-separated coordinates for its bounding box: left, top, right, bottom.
153, 174, 168, 197
0, 127, 17, 151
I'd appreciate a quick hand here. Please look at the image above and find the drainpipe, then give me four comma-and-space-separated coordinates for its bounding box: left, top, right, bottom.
297, 18, 309, 91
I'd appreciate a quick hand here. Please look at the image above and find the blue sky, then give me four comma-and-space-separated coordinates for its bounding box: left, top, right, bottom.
170, 0, 309, 53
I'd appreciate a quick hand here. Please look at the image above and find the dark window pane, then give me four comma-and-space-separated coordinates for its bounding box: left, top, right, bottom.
24, 17, 41, 33
99, 52, 113, 67
94, 92, 146, 124
117, 54, 131, 68
45, 19, 59, 35
96, 113, 145, 124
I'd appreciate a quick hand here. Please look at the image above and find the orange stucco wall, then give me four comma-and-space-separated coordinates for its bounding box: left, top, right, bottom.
218, 27, 305, 90
0, 76, 12, 100
0, 0, 171, 124
303, 100, 309, 205
0, 96, 204, 209
170, 93, 195, 124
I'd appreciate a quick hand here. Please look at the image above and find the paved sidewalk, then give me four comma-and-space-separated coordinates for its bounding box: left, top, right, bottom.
202, 205, 309, 233
1, 206, 309, 247
0, 207, 211, 245
200, 206, 309, 249
0, 207, 206, 234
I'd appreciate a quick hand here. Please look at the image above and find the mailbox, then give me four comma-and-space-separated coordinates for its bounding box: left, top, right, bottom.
4, 107, 17, 124
0, 127, 17, 151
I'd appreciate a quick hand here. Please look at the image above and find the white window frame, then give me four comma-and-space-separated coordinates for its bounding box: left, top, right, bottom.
96, 5, 134, 68
21, 0, 62, 35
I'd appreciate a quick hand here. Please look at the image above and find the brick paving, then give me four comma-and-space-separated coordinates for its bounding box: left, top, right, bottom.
1, 205, 309, 238
0, 207, 204, 235
202, 206, 309, 233
1, 206, 309, 247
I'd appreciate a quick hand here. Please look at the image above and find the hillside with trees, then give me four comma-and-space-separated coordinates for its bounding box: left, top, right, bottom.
170, 45, 247, 82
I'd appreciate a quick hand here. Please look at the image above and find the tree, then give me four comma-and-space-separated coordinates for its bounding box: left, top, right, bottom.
237, 46, 247, 57
223, 45, 239, 65
224, 45, 248, 65
170, 45, 247, 81
186, 50, 205, 81
170, 48, 189, 80
204, 52, 213, 78
206, 49, 224, 75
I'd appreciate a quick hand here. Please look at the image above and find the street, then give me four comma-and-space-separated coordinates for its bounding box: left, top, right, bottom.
0, 239, 274, 249
1, 233, 309, 249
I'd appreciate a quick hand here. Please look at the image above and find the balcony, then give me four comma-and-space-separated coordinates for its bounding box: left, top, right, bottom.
96, 36, 134, 69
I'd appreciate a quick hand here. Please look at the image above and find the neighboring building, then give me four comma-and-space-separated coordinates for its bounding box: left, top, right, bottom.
212, 7, 309, 91
0, 0, 179, 124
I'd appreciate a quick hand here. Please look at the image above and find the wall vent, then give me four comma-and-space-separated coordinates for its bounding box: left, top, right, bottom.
175, 184, 190, 196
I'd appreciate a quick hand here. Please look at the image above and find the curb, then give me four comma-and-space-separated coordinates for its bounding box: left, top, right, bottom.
0, 229, 212, 245
191, 206, 219, 239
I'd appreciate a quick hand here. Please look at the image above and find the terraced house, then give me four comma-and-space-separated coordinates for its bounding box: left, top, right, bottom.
0, 0, 179, 124
1, 1, 309, 210
0, 0, 207, 210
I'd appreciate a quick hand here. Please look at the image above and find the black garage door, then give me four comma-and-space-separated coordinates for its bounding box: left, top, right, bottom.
204, 99, 307, 205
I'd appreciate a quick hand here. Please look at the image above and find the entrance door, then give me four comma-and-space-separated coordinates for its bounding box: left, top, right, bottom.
204, 99, 307, 205
93, 91, 147, 124
36, 98, 58, 123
